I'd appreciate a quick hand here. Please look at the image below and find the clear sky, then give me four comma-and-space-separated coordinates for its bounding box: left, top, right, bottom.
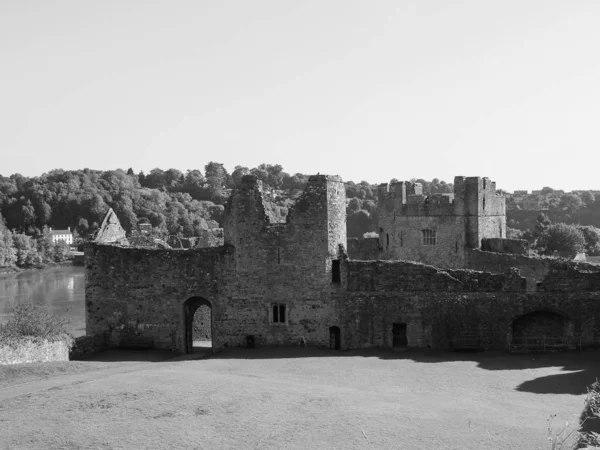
1, 0, 598, 192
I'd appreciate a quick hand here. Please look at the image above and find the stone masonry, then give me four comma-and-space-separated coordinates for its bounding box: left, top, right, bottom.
85, 174, 600, 354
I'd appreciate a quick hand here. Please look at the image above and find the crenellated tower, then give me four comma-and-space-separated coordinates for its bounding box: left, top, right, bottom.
377, 176, 505, 269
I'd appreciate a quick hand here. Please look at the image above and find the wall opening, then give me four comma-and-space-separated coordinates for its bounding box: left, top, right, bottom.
329, 326, 341, 350
392, 323, 408, 348
272, 303, 287, 323
332, 259, 341, 283
184, 297, 213, 354
510, 310, 571, 351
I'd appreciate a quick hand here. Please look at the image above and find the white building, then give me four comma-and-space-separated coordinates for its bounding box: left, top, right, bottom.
49, 227, 73, 245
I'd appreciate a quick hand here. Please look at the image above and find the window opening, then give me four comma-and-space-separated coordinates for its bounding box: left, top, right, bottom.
386, 233, 389, 249
272, 304, 287, 324
422, 229, 437, 246
332, 259, 341, 283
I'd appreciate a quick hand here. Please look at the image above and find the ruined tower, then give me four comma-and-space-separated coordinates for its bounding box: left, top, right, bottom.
224, 174, 347, 283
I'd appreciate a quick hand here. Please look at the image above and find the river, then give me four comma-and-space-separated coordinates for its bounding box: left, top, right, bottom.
0, 266, 86, 337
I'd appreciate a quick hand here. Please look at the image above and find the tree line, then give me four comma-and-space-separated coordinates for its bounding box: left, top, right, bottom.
1, 162, 599, 268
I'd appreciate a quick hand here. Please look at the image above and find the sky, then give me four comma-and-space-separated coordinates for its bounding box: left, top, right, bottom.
1, 0, 599, 192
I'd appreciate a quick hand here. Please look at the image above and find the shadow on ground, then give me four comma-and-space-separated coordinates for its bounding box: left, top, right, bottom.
210, 346, 600, 396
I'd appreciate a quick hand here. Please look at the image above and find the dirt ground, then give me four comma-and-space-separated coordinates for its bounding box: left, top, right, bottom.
0, 347, 597, 450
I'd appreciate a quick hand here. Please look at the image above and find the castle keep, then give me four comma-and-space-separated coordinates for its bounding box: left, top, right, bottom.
377, 177, 506, 268
84, 174, 600, 354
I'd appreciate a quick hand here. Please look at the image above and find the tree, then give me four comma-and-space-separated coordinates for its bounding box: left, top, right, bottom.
0, 213, 16, 267
559, 193, 583, 214
581, 191, 596, 207
536, 223, 585, 258
231, 166, 250, 187
52, 240, 70, 262
76, 217, 89, 237
204, 162, 229, 202
11, 232, 42, 267
578, 225, 600, 256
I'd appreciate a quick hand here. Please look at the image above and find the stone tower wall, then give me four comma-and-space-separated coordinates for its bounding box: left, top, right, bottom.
376, 175, 505, 268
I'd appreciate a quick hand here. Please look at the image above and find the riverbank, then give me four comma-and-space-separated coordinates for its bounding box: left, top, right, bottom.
0, 260, 76, 275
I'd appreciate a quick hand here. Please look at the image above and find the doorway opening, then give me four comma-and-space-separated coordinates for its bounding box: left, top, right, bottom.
184, 297, 213, 354
392, 323, 408, 348
510, 310, 571, 351
329, 326, 341, 350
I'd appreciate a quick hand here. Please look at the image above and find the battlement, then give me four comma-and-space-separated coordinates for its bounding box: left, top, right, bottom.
378, 176, 504, 217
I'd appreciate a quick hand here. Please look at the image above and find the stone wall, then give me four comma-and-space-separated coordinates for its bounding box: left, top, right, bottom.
346, 260, 526, 293
377, 176, 505, 269
0, 338, 71, 365
347, 237, 380, 260
85, 173, 600, 355
466, 249, 600, 291
482, 238, 529, 255
85, 174, 348, 353
340, 289, 600, 351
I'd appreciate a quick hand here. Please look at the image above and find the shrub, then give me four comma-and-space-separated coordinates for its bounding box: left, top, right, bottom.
0, 302, 70, 346
578, 380, 600, 448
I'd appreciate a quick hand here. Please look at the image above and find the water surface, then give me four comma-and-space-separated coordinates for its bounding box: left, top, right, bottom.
0, 266, 85, 337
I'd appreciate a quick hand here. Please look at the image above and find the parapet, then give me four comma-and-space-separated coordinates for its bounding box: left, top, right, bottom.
379, 175, 503, 217
308, 174, 343, 183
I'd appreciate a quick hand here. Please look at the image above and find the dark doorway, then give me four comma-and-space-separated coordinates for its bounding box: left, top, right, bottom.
329, 326, 341, 350
392, 323, 408, 348
184, 297, 213, 354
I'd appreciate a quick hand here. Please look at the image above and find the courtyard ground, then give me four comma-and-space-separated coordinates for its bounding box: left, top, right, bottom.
0, 347, 598, 450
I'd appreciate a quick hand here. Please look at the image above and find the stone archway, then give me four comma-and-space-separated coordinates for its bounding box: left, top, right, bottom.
510, 310, 571, 351
183, 297, 213, 354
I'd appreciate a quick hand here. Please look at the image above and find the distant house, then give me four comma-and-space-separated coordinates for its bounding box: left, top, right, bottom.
49, 227, 73, 245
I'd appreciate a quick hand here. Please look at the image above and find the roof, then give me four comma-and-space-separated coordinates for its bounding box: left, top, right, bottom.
50, 230, 71, 235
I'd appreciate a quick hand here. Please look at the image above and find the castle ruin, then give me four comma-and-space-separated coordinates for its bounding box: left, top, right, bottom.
84, 174, 600, 354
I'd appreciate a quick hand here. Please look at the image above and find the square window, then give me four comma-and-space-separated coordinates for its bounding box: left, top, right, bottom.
422, 229, 436, 246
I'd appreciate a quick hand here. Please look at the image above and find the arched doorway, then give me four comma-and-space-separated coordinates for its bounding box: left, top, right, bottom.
511, 310, 569, 351
329, 326, 341, 350
184, 297, 213, 354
